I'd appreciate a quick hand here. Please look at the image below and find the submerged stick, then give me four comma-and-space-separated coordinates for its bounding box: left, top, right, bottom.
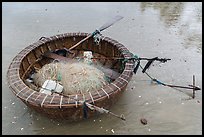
164, 84, 200, 90
84, 102, 125, 121
152, 78, 201, 91
192, 75, 195, 99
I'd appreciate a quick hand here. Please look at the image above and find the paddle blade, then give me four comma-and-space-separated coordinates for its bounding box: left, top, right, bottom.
99, 15, 123, 32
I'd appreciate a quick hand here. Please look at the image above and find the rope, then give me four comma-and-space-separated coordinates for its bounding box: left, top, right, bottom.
120, 51, 170, 74
120, 51, 171, 86
120, 51, 138, 72
138, 65, 166, 85
92, 29, 102, 45
121, 52, 201, 93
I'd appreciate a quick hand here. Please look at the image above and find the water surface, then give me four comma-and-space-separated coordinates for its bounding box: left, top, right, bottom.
2, 2, 202, 135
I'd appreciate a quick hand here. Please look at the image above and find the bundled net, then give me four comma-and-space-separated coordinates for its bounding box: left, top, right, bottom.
33, 61, 109, 95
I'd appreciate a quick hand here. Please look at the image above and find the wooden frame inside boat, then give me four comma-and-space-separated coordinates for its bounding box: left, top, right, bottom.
7, 32, 135, 121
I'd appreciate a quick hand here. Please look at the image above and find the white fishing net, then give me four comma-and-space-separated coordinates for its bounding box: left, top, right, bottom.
33, 61, 109, 95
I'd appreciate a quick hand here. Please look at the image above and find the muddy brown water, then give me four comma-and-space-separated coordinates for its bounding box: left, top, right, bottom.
2, 2, 202, 135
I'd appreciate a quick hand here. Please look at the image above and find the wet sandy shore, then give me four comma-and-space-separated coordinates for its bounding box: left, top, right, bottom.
2, 2, 202, 135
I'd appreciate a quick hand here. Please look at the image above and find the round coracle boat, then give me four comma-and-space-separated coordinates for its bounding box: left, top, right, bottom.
7, 32, 135, 121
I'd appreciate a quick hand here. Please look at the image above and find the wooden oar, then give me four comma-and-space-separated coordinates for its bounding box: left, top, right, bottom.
69, 15, 123, 51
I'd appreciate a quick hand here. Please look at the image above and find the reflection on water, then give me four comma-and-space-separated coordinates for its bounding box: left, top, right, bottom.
140, 2, 184, 27
178, 2, 202, 50
140, 2, 202, 51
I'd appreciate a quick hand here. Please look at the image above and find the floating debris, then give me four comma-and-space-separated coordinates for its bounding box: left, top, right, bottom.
131, 86, 135, 90
111, 129, 115, 133
197, 100, 200, 103
181, 102, 184, 105
159, 101, 162, 104
148, 128, 151, 132
57, 123, 60, 126
93, 120, 96, 122
138, 96, 142, 98
99, 119, 102, 122
11, 102, 15, 105
145, 102, 149, 105
11, 121, 16, 124
13, 116, 17, 119
140, 118, 147, 125
100, 126, 103, 129
4, 106, 7, 109
20, 128, 24, 131
42, 127, 45, 130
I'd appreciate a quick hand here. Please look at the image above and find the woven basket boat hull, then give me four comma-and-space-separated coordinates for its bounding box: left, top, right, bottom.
7, 32, 134, 121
